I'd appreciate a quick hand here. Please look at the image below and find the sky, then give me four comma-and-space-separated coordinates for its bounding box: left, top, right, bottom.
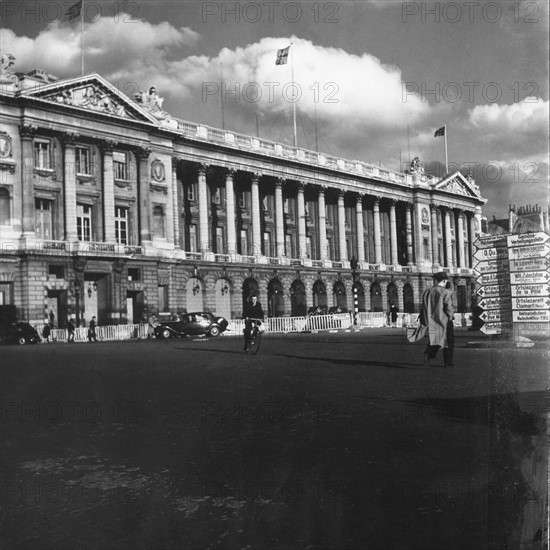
1, 0, 548, 218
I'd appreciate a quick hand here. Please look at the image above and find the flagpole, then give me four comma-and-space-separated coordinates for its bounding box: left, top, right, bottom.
444, 124, 448, 174
220, 61, 225, 130
80, 0, 84, 76
290, 42, 297, 148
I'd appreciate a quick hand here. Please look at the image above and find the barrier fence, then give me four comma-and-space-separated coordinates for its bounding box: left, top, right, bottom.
35, 311, 474, 343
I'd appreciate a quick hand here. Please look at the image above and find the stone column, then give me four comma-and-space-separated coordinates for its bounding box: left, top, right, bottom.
355, 194, 365, 263
251, 173, 261, 257
61, 132, 79, 241
172, 158, 181, 249
373, 198, 382, 264
101, 141, 116, 243
19, 124, 37, 237
337, 190, 347, 261
431, 204, 439, 266
198, 164, 209, 252
389, 199, 398, 266
318, 186, 328, 261
405, 204, 414, 265
457, 211, 465, 268
444, 208, 453, 267
275, 179, 285, 257
225, 168, 237, 255
137, 147, 151, 244
297, 182, 307, 258
469, 212, 477, 268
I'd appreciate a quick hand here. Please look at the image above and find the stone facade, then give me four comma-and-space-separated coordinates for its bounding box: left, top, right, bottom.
0, 70, 486, 326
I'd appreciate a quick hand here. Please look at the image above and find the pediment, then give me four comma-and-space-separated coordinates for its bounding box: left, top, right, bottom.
433, 171, 482, 199
20, 74, 159, 124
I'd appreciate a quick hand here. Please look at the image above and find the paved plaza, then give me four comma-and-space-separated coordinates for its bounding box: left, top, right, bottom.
1, 329, 548, 549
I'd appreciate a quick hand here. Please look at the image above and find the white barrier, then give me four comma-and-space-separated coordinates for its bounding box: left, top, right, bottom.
356, 312, 386, 327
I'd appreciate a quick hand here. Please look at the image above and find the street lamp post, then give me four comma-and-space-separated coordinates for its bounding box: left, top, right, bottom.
74, 279, 81, 327
350, 255, 359, 325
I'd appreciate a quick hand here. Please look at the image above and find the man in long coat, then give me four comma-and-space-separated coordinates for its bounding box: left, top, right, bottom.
419, 272, 455, 367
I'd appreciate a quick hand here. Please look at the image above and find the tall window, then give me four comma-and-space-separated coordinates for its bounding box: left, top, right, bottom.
188, 224, 197, 252
238, 192, 246, 209
115, 207, 128, 244
215, 227, 224, 253
0, 188, 10, 225
34, 139, 52, 169
77, 204, 92, 241
113, 152, 128, 180
158, 285, 168, 312
263, 232, 272, 257
306, 236, 313, 259
35, 198, 53, 239
240, 229, 248, 255
153, 206, 166, 239
76, 146, 91, 175
187, 183, 196, 202
211, 188, 221, 205
327, 237, 333, 260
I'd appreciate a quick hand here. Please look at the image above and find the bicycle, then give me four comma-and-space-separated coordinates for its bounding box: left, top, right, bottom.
245, 318, 263, 355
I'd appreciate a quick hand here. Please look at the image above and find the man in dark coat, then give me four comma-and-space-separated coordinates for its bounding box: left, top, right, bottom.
88, 316, 98, 342
67, 318, 75, 343
242, 294, 264, 352
419, 272, 455, 367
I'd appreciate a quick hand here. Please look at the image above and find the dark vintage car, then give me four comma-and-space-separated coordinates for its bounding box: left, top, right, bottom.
0, 322, 41, 345
154, 312, 228, 339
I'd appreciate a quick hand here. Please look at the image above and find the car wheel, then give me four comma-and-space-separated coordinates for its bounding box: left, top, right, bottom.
161, 328, 172, 339
209, 326, 220, 337
17, 336, 26, 345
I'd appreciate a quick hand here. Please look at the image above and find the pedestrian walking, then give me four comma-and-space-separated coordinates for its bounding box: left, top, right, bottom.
389, 304, 398, 328
148, 314, 158, 339
88, 316, 98, 342
67, 318, 75, 343
242, 294, 264, 352
42, 321, 51, 343
419, 271, 455, 368
49, 310, 55, 328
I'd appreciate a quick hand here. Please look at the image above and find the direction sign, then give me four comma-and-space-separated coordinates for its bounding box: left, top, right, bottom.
512, 296, 550, 310
480, 309, 513, 323
510, 271, 550, 285
480, 322, 507, 335
511, 283, 550, 298
476, 271, 510, 286
509, 256, 550, 273
508, 243, 550, 260
477, 285, 511, 298
478, 297, 511, 310
507, 232, 550, 248
473, 258, 509, 275
474, 235, 508, 249
474, 247, 509, 262
513, 310, 550, 323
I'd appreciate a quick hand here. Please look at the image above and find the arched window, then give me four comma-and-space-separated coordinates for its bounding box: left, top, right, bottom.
153, 205, 165, 239
0, 188, 10, 225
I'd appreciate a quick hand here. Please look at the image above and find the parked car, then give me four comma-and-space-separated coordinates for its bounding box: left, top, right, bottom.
154, 312, 228, 339
0, 322, 41, 345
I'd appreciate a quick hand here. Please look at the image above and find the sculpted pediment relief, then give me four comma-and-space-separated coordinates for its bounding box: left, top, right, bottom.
433, 171, 482, 199
21, 74, 159, 124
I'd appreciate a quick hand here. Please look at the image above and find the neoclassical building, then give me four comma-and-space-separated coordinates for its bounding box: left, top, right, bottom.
0, 67, 486, 327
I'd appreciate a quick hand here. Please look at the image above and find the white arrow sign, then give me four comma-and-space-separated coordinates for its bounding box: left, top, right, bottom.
512, 296, 550, 310
509, 256, 550, 273
508, 243, 550, 260
480, 322, 506, 335
474, 247, 509, 262
478, 297, 511, 310
473, 258, 509, 275
512, 310, 550, 323
477, 285, 512, 298
476, 272, 510, 286
511, 284, 550, 297
510, 271, 550, 285
474, 235, 508, 249
480, 310, 513, 323
507, 232, 550, 248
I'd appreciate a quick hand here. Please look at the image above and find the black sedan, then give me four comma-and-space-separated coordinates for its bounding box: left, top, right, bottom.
154, 312, 228, 339
0, 322, 41, 345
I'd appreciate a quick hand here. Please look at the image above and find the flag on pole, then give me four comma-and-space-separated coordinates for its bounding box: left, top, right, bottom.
434, 126, 445, 138
275, 46, 290, 65
65, 0, 83, 21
